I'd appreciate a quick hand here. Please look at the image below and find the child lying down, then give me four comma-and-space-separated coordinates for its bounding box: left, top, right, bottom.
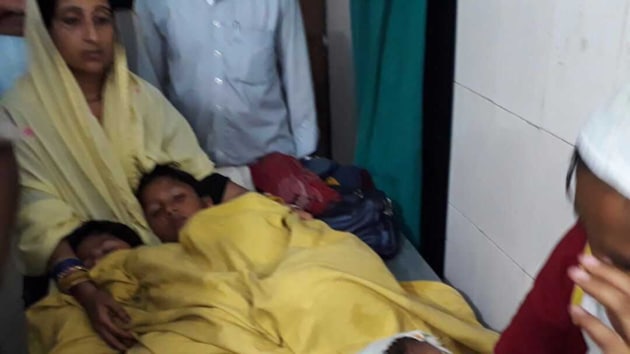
27, 166, 498, 354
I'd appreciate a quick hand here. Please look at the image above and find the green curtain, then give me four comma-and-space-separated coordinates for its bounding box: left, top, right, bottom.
351, 0, 427, 247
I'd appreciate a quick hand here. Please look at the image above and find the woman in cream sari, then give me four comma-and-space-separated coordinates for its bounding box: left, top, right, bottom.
0, 0, 245, 349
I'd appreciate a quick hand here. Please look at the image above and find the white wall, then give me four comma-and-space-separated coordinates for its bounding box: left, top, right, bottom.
326, 0, 357, 164
446, 0, 630, 330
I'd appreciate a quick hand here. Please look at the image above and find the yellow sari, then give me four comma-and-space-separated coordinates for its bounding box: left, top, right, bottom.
0, 0, 214, 275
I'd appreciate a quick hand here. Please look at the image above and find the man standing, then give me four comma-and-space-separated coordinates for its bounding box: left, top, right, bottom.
135, 0, 319, 167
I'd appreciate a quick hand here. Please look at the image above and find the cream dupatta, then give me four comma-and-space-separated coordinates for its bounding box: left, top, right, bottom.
0, 0, 214, 275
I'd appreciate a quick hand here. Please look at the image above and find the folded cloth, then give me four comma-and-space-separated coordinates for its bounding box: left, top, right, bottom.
28, 194, 498, 354
250, 152, 340, 215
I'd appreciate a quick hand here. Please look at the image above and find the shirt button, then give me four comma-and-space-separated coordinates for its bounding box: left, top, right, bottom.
207, 0, 215, 5
212, 20, 222, 28
213, 49, 223, 57
215, 104, 224, 111
214, 77, 224, 85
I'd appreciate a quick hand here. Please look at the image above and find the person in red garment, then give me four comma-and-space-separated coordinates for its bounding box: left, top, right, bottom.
496, 85, 630, 354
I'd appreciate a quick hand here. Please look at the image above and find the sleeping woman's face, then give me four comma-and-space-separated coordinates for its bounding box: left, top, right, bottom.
48, 0, 114, 76
140, 176, 213, 243
76, 233, 131, 268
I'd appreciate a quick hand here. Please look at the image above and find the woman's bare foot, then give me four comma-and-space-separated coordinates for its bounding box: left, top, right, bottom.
385, 338, 442, 354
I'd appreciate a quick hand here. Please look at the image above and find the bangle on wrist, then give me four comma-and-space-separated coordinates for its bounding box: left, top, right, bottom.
57, 268, 91, 294
51, 258, 85, 281
51, 258, 91, 294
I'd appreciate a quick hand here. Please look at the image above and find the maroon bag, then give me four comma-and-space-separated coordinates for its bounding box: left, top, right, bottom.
249, 153, 341, 215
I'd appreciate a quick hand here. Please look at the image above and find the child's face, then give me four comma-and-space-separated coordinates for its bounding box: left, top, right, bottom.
76, 233, 131, 268
140, 176, 212, 243
575, 165, 630, 270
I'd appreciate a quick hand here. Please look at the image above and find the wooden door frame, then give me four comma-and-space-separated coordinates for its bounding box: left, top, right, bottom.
300, 0, 332, 157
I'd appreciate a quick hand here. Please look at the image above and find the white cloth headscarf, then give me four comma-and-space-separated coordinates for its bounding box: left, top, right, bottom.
577, 85, 630, 199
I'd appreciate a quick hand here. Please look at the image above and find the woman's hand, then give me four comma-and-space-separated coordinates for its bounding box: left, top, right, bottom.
71, 281, 136, 351
291, 207, 313, 221
568, 255, 630, 353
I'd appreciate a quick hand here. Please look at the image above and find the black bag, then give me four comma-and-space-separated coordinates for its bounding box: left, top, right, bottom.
319, 189, 400, 259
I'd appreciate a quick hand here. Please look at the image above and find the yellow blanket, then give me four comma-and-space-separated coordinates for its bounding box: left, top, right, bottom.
28, 194, 498, 354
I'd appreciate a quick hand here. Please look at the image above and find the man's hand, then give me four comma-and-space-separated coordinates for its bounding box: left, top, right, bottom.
568, 255, 630, 353
0, 0, 25, 36
71, 281, 136, 351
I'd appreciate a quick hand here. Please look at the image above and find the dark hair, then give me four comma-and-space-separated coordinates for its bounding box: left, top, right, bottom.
136, 164, 202, 202
385, 338, 419, 354
566, 149, 587, 193
36, 0, 57, 28
66, 220, 143, 253
37, 0, 119, 28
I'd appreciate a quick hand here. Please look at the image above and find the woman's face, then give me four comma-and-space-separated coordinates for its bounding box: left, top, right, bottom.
140, 177, 212, 243
575, 164, 630, 271
76, 233, 131, 268
49, 0, 114, 76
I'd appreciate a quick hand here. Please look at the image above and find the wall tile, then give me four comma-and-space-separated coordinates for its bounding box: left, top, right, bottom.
456, 0, 556, 124
445, 205, 534, 330
449, 85, 576, 277
541, 0, 629, 143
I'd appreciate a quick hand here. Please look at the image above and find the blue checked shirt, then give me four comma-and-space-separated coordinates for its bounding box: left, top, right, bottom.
134, 0, 319, 166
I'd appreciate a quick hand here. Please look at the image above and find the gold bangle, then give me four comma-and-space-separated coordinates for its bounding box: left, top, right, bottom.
64, 276, 91, 293
58, 273, 90, 294
58, 269, 91, 294
58, 269, 87, 288
58, 268, 88, 284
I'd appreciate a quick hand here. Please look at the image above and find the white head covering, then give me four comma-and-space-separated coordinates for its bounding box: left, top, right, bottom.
577, 85, 630, 199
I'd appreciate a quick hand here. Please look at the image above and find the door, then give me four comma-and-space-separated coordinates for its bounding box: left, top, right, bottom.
299, 0, 331, 157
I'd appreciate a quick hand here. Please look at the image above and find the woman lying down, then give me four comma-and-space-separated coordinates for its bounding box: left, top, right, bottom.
28, 165, 498, 354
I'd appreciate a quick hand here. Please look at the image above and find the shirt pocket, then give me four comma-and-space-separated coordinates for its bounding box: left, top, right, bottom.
226, 28, 277, 85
